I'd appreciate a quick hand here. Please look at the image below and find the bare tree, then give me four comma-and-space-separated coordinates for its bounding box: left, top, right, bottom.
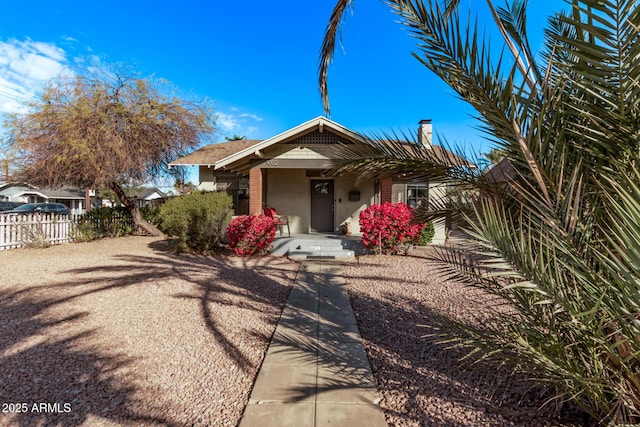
6, 71, 214, 236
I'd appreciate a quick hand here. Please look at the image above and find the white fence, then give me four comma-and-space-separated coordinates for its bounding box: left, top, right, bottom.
0, 214, 79, 250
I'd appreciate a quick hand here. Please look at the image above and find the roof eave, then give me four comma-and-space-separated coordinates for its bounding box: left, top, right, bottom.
214, 116, 364, 170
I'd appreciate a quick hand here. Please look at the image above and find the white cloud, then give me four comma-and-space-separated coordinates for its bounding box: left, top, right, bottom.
239, 113, 263, 122
216, 110, 263, 139
0, 39, 70, 114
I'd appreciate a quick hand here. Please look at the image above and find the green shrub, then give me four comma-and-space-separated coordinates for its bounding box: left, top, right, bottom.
140, 206, 161, 224
157, 191, 233, 253
73, 207, 133, 241
416, 222, 435, 246
72, 219, 98, 242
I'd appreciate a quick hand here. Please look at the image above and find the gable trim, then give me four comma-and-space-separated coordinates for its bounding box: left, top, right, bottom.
214, 116, 363, 170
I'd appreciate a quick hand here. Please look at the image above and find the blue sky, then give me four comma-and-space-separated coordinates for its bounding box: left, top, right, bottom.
0, 1, 560, 166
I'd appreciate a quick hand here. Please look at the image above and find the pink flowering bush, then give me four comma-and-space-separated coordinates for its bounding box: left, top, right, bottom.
227, 214, 277, 256
359, 202, 423, 255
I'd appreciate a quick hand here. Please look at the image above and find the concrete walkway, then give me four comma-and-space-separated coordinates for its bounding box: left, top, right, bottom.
239, 261, 387, 427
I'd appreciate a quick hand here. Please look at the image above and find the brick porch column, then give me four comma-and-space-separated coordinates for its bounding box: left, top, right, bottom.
380, 176, 393, 203
249, 167, 263, 215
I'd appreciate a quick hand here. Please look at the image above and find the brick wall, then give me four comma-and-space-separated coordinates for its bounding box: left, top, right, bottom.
380, 176, 393, 203
249, 168, 263, 215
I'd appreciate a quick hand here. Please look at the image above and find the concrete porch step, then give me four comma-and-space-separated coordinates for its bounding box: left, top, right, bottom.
270, 237, 358, 260
294, 244, 345, 252
288, 249, 355, 260
289, 240, 355, 260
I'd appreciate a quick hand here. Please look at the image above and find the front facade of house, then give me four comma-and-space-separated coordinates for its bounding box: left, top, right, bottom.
172, 116, 453, 242
0, 183, 88, 214
129, 188, 166, 208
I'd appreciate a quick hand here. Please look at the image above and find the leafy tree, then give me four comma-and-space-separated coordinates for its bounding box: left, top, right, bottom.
169, 165, 197, 195
483, 147, 505, 165
172, 177, 197, 195
321, 0, 640, 423
225, 134, 247, 141
5, 70, 214, 236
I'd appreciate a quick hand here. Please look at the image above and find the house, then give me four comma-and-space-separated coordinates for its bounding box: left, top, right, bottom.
128, 187, 166, 208
484, 157, 516, 183
0, 183, 88, 214
171, 116, 470, 243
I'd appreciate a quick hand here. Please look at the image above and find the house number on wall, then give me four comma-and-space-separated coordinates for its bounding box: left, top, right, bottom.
266, 159, 279, 166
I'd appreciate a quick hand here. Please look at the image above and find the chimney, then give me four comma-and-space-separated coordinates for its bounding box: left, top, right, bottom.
418, 119, 432, 148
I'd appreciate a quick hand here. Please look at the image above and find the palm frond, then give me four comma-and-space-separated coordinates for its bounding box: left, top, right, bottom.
320, 0, 640, 422
318, 0, 355, 115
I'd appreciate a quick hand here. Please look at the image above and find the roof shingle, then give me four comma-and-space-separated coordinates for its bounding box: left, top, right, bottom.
170, 140, 263, 166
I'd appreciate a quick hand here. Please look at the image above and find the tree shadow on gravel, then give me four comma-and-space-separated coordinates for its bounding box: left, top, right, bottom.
341, 251, 586, 427
0, 288, 180, 427
19, 249, 297, 373
165, 253, 297, 371
0, 240, 298, 426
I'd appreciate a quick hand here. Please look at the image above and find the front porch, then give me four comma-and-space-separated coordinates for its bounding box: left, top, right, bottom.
250, 168, 379, 235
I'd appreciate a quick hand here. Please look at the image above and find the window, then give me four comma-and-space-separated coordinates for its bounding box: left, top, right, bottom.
374, 180, 380, 204
406, 183, 428, 208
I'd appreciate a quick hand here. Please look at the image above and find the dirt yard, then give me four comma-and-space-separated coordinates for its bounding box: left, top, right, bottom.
0, 237, 299, 427
1, 237, 587, 427
342, 249, 584, 427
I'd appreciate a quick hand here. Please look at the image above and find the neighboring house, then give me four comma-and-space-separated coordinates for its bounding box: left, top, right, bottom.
128, 187, 166, 208
480, 157, 517, 201
171, 116, 471, 243
0, 183, 88, 214
484, 157, 516, 184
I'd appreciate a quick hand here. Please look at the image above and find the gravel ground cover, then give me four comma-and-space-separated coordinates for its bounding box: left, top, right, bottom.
0, 236, 299, 427
342, 248, 584, 427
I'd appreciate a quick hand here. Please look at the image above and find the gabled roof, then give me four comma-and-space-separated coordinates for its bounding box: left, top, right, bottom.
377, 140, 475, 168
0, 182, 36, 192
42, 188, 85, 200
128, 187, 166, 200
170, 116, 364, 173
170, 116, 474, 174
214, 116, 363, 170
0, 184, 85, 200
0, 184, 48, 199
485, 157, 515, 183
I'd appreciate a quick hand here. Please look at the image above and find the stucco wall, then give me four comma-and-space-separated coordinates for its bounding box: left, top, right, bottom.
391, 180, 449, 245
198, 166, 216, 191
333, 174, 375, 235
428, 182, 448, 244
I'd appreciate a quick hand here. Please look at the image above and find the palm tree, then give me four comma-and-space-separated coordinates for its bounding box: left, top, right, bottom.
320, 0, 640, 424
